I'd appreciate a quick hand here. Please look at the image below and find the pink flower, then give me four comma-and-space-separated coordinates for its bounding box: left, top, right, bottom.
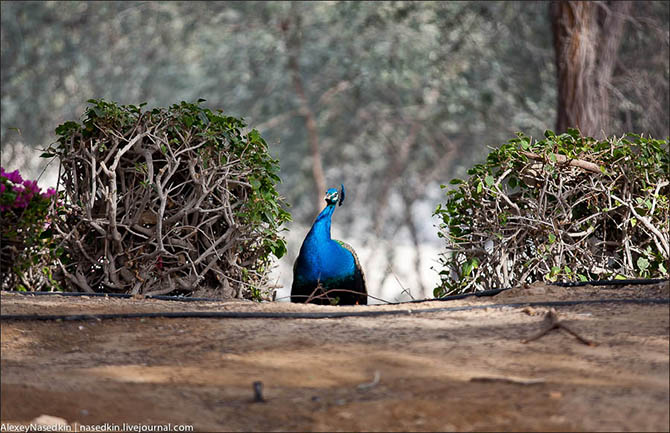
42, 188, 57, 198
3, 169, 23, 184
23, 179, 40, 193
0, 167, 57, 212
14, 196, 28, 209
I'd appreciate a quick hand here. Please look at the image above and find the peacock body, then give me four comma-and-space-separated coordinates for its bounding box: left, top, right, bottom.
291, 185, 367, 305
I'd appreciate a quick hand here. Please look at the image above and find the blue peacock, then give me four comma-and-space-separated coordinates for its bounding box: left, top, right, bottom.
291, 185, 367, 305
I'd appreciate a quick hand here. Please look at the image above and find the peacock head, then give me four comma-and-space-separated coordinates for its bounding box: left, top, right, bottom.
324, 184, 345, 207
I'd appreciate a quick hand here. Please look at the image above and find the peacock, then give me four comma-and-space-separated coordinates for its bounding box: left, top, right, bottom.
291, 185, 367, 305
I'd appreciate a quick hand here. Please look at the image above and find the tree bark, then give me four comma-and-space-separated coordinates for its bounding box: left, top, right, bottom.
551, 1, 631, 137
281, 5, 326, 217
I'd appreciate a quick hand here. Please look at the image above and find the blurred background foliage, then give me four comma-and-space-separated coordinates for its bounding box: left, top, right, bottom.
1, 1, 668, 300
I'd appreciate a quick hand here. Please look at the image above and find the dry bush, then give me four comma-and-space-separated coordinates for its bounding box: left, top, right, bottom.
434, 129, 669, 296
45, 99, 290, 298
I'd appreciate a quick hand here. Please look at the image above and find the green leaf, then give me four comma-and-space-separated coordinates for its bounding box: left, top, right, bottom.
548, 233, 556, 244
545, 272, 557, 282
548, 152, 557, 163
463, 262, 472, 277
198, 111, 210, 125
484, 175, 495, 187
637, 256, 649, 271
566, 127, 580, 138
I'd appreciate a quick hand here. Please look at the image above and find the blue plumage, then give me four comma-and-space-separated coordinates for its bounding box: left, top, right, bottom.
291, 185, 367, 305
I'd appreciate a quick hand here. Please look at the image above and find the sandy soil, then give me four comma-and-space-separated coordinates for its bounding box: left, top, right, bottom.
1, 281, 669, 432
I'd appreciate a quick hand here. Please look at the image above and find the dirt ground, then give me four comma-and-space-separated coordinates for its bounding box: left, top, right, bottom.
1, 281, 669, 432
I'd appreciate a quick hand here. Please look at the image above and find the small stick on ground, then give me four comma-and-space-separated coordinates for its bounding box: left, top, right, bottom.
357, 370, 381, 390
522, 308, 598, 346
252, 381, 266, 403
470, 376, 546, 385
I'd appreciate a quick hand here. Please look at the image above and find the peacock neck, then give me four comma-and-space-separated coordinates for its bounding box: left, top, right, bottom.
308, 203, 335, 242
297, 202, 355, 281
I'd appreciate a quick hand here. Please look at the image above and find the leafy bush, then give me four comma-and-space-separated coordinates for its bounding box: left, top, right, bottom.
44, 99, 291, 299
0, 167, 60, 291
434, 130, 669, 296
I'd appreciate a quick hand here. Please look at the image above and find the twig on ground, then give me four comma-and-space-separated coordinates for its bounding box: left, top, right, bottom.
470, 376, 546, 385
522, 308, 598, 346
357, 370, 381, 390
301, 287, 389, 304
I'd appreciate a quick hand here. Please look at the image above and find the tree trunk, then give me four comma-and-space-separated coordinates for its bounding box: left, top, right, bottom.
401, 189, 426, 298
551, 1, 631, 137
281, 4, 326, 217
